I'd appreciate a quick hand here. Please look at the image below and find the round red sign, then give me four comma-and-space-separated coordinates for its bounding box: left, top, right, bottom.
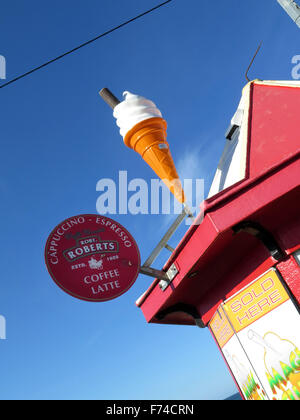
45, 214, 141, 302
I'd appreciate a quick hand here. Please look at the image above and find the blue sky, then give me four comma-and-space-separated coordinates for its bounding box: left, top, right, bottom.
0, 0, 299, 400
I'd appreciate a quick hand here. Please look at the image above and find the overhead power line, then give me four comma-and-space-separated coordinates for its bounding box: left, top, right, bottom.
0, 0, 173, 89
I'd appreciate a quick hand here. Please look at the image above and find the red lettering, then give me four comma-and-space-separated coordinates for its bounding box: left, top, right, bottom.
248, 305, 260, 318
269, 290, 282, 305
237, 312, 250, 326
230, 301, 242, 313
258, 298, 270, 311
261, 277, 274, 292
241, 292, 253, 306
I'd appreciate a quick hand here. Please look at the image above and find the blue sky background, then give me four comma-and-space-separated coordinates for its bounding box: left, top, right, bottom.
0, 0, 299, 400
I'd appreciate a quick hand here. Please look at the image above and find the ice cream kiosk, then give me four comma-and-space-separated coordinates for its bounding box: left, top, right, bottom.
100, 80, 300, 400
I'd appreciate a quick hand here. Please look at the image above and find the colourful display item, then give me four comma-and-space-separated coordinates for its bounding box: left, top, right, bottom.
210, 307, 266, 400
113, 91, 186, 204
210, 269, 300, 400
261, 334, 300, 400
124, 117, 185, 204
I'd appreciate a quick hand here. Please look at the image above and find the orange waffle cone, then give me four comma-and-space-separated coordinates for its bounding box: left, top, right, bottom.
124, 117, 186, 203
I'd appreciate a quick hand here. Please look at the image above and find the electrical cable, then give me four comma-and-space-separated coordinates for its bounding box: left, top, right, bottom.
0, 0, 173, 89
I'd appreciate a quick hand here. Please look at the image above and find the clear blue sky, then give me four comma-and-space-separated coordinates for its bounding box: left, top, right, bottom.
0, 0, 299, 400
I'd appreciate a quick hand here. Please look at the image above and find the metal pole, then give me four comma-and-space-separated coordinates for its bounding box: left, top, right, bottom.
142, 210, 187, 268
139, 266, 169, 281
99, 88, 121, 109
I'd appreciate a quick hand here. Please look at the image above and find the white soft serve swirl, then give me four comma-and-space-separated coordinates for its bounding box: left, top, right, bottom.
113, 91, 163, 139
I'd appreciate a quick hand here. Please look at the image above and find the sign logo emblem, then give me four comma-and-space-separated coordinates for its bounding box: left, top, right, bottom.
45, 215, 140, 302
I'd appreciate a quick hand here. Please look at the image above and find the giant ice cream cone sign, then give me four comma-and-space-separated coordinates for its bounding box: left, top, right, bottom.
100, 89, 186, 204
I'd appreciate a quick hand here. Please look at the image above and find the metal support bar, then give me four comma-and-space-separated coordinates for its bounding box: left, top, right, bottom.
164, 244, 175, 253
99, 87, 121, 109
139, 262, 179, 285
141, 207, 194, 288
139, 266, 169, 281
143, 209, 189, 268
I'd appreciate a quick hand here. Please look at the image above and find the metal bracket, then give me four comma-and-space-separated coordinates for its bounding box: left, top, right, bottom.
156, 303, 206, 329
139, 266, 169, 281
225, 124, 239, 140
139, 263, 179, 289
159, 263, 179, 291
233, 221, 286, 261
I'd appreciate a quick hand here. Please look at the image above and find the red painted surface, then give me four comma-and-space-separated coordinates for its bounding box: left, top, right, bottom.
137, 81, 300, 329
249, 84, 300, 178
276, 257, 300, 306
